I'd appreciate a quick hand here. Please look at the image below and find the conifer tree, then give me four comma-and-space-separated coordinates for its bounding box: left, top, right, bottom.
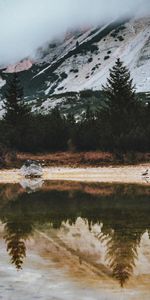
3, 73, 30, 126
102, 58, 139, 138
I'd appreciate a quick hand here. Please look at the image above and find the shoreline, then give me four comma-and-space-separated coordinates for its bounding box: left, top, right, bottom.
0, 164, 150, 185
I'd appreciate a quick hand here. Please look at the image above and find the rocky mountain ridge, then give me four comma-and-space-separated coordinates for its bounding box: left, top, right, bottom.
0, 16, 150, 115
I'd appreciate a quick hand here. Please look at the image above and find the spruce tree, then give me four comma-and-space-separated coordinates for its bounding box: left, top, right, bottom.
102, 58, 139, 138
3, 73, 30, 126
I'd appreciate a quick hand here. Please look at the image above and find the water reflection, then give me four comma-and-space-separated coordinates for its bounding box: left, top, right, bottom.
4, 221, 33, 270
101, 227, 139, 287
20, 178, 44, 193
0, 181, 150, 287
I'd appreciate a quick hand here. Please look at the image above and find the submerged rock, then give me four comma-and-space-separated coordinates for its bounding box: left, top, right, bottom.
20, 160, 43, 178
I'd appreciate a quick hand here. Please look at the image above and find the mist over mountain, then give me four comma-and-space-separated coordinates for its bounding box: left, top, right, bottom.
0, 14, 149, 119
0, 0, 149, 65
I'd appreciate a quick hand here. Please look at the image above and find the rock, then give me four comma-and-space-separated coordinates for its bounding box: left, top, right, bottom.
20, 160, 43, 178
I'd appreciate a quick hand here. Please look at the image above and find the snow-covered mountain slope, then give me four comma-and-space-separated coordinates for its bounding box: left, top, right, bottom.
40, 17, 150, 95
0, 16, 150, 114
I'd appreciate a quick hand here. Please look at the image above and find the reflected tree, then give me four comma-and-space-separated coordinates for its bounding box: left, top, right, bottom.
99, 227, 144, 287
4, 221, 33, 270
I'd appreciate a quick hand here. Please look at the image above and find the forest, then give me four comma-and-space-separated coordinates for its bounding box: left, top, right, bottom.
0, 59, 149, 156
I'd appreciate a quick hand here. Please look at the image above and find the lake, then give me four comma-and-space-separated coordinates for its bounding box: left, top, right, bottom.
0, 180, 150, 299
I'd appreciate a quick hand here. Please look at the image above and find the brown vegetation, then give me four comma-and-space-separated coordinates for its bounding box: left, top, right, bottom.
16, 151, 150, 168
16, 151, 113, 167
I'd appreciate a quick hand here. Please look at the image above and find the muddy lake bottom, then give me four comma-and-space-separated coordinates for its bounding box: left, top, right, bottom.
0, 179, 150, 299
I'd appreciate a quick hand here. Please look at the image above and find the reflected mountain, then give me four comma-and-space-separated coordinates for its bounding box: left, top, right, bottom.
0, 181, 150, 286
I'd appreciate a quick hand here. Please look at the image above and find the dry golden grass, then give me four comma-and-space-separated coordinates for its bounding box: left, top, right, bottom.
17, 151, 114, 167
16, 151, 150, 168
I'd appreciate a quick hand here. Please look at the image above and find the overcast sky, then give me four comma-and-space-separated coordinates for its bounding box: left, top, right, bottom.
0, 0, 149, 65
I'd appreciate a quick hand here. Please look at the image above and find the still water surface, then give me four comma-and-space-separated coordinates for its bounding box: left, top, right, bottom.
0, 180, 150, 299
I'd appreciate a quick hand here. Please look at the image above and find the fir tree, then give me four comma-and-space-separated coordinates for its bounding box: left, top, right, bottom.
3, 73, 30, 126
102, 58, 139, 139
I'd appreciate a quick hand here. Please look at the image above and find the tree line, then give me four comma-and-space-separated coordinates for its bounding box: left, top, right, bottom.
0, 59, 150, 153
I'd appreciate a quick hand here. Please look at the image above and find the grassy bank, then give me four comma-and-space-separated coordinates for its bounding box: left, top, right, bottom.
5, 151, 150, 169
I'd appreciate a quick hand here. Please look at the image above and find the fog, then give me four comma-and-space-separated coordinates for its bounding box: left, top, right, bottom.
0, 0, 149, 65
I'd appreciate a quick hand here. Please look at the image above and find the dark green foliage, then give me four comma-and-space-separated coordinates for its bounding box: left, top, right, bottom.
60, 72, 68, 80
88, 57, 93, 63
110, 24, 126, 38
104, 55, 110, 60
72, 106, 100, 151
70, 69, 79, 73
118, 36, 124, 42
76, 40, 79, 48
2, 74, 31, 151
102, 58, 137, 133
17, 108, 69, 152
70, 59, 150, 153
0, 59, 149, 154
100, 58, 144, 152
80, 44, 98, 54
3, 73, 30, 126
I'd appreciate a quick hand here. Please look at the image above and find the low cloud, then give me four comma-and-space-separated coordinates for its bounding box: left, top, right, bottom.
0, 0, 149, 65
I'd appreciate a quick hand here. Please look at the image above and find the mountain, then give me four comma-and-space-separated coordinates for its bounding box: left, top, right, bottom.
0, 16, 150, 115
